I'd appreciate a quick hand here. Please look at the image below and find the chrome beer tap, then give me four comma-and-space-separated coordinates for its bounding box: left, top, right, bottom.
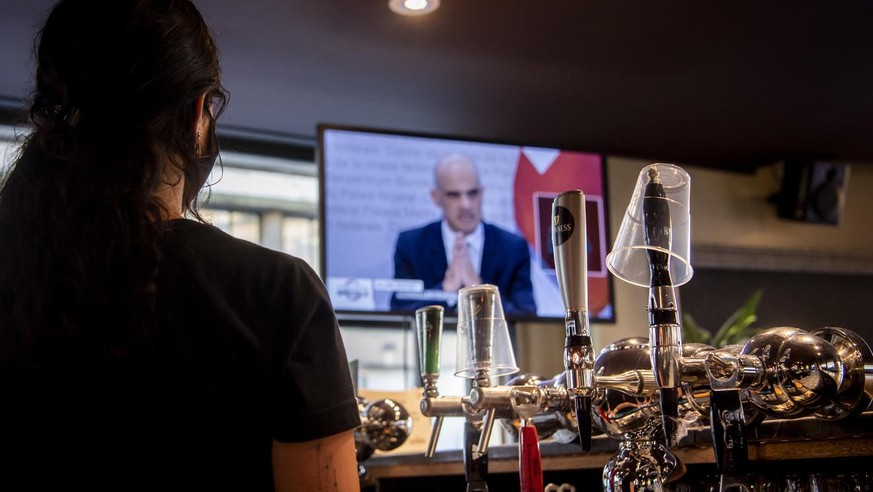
471, 373, 575, 492
705, 326, 873, 420
700, 325, 873, 491
551, 190, 596, 451
455, 284, 520, 492
355, 397, 413, 462
467, 373, 549, 492
704, 349, 751, 492
641, 167, 684, 447
414, 286, 521, 491
592, 338, 686, 492
477, 369, 668, 447
608, 163, 694, 448
415, 305, 467, 458
414, 303, 491, 492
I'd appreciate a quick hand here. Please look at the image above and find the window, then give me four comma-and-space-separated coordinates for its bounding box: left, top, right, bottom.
282, 215, 320, 273
203, 209, 262, 245
201, 151, 320, 268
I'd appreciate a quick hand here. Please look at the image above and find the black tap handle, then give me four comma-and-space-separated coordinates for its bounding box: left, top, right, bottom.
709, 389, 748, 476
660, 388, 679, 447
643, 175, 673, 288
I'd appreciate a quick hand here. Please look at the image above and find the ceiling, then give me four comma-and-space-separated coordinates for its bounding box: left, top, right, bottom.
1, 1, 872, 171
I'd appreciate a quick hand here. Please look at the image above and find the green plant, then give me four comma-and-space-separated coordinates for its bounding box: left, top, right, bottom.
681, 289, 764, 348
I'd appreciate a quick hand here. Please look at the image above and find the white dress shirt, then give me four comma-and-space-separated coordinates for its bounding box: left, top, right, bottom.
441, 220, 484, 275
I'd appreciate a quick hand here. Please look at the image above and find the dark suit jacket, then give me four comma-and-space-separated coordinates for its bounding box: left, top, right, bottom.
391, 220, 536, 316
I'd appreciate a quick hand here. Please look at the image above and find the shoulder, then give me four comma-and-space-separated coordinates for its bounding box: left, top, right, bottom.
164, 218, 286, 260
158, 219, 332, 337
162, 219, 318, 287
397, 220, 441, 241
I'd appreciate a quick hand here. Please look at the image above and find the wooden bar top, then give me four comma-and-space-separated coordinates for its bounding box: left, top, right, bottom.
361, 411, 873, 482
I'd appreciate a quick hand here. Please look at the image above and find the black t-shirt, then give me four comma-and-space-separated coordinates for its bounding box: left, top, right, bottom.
0, 219, 361, 491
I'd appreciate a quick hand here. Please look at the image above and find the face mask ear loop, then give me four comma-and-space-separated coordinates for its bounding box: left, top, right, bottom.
194, 129, 202, 157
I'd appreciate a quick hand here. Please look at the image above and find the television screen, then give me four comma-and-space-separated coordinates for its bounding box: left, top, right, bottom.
318, 124, 614, 323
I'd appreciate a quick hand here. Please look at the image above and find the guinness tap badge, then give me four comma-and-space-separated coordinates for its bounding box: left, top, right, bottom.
553, 205, 575, 246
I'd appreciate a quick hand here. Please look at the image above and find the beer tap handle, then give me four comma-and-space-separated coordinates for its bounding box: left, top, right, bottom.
552, 190, 595, 451
416, 305, 444, 393
642, 168, 674, 289
710, 389, 749, 491
519, 423, 544, 492
512, 388, 544, 492
642, 168, 682, 447
425, 416, 444, 458
415, 306, 445, 457
706, 353, 750, 491
475, 409, 497, 457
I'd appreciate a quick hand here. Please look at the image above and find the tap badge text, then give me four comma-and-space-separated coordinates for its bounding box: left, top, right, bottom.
552, 205, 574, 246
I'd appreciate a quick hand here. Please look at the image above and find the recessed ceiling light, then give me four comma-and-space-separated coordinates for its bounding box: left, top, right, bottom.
389, 0, 440, 16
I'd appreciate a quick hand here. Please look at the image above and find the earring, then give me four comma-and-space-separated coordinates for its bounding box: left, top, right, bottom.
195, 129, 202, 156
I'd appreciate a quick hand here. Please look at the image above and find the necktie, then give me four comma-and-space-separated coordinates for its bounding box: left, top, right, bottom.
455, 234, 471, 265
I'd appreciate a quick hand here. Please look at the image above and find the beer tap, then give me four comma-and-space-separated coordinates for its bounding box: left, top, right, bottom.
415, 303, 490, 490
355, 397, 414, 462
455, 284, 520, 492
705, 326, 873, 420
415, 305, 467, 457
414, 304, 487, 490
475, 369, 663, 444
705, 350, 751, 492
413, 285, 525, 491
551, 190, 595, 451
641, 167, 684, 447
607, 163, 694, 449
593, 337, 686, 491
699, 325, 873, 491
469, 377, 563, 492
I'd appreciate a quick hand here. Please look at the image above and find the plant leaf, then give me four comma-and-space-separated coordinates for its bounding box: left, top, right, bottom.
711, 289, 764, 347
681, 311, 712, 344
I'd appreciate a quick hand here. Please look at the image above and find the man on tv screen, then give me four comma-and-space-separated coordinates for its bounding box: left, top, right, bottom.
390, 153, 536, 316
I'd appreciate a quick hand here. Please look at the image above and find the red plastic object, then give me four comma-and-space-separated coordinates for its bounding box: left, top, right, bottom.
519, 423, 543, 492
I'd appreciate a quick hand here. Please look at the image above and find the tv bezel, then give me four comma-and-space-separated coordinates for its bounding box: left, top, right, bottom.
316, 122, 616, 325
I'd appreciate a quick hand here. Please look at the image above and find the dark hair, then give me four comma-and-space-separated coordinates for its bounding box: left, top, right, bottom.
0, 0, 228, 356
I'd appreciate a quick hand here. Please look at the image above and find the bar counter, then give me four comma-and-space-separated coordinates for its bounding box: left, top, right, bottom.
360, 411, 873, 490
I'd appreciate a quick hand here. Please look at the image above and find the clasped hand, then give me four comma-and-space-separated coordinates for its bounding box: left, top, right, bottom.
442, 232, 481, 291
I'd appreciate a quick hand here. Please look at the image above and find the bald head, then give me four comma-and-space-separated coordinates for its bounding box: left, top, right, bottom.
433, 154, 479, 187
431, 154, 483, 235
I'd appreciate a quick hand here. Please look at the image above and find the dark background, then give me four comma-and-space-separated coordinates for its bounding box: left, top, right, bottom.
679, 268, 873, 344
1, 1, 871, 342
1, 1, 872, 172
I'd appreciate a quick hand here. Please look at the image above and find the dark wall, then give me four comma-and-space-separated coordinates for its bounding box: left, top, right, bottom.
678, 268, 873, 344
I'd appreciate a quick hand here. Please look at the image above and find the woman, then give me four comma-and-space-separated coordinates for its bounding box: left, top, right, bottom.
0, 1, 361, 490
